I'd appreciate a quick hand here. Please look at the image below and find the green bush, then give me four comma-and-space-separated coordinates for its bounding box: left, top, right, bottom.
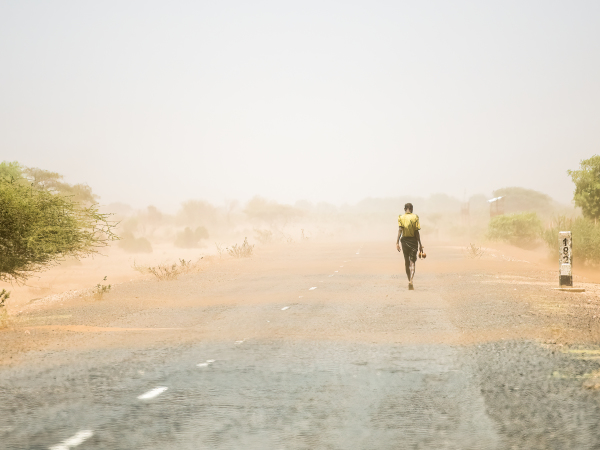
542, 216, 600, 265
568, 155, 600, 221
0, 178, 117, 282
174, 226, 209, 248
118, 232, 153, 253
487, 212, 543, 248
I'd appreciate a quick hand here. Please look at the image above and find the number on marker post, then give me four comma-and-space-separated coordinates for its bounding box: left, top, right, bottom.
558, 231, 572, 287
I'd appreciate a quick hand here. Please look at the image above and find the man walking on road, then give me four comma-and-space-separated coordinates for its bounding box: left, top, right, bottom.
396, 203, 424, 290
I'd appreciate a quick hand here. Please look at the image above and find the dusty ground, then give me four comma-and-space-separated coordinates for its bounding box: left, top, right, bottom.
1, 240, 600, 448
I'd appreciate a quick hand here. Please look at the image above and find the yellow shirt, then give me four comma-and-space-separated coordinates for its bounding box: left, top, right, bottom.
398, 213, 421, 237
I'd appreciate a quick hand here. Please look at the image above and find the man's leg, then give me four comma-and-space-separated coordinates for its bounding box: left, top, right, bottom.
401, 237, 418, 289
409, 255, 416, 286
404, 252, 411, 281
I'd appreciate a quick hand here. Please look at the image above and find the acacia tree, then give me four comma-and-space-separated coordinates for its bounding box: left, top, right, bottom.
22, 166, 98, 204
568, 155, 600, 222
0, 163, 117, 283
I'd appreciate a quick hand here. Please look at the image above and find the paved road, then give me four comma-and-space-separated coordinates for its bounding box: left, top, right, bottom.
1, 242, 599, 449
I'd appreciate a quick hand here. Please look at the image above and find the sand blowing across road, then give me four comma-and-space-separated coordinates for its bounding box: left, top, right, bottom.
2, 240, 600, 448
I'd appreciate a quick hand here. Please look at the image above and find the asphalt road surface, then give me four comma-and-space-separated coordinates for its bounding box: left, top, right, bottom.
1, 242, 600, 449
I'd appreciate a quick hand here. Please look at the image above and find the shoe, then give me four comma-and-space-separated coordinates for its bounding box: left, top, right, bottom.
408, 282, 414, 290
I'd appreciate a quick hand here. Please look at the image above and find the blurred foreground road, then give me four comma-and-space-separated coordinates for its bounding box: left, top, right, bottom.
1, 242, 600, 449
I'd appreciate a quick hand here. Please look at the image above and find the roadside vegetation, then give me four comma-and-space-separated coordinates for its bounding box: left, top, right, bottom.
93, 276, 112, 300
227, 237, 254, 258
464, 243, 485, 259
0, 161, 118, 283
0, 160, 118, 323
487, 212, 543, 249
133, 258, 198, 281
542, 155, 600, 265
568, 155, 600, 223
0, 289, 9, 326
486, 155, 600, 266
542, 216, 600, 264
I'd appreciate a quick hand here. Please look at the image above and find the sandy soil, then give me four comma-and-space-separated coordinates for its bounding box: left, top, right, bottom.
2, 240, 599, 363
0, 242, 213, 313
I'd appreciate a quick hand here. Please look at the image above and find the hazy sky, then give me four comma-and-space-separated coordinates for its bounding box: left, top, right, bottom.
1, 1, 599, 211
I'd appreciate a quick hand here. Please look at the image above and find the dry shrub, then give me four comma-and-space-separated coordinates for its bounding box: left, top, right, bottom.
227, 238, 254, 258
464, 243, 485, 259
215, 242, 226, 258
134, 258, 197, 281
0, 289, 9, 307
93, 277, 111, 300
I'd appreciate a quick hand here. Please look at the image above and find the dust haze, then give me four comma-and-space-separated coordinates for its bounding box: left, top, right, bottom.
2, 1, 600, 208
0, 0, 596, 312
3, 2, 600, 448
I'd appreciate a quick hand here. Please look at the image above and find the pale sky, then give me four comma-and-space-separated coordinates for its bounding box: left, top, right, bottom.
1, 1, 599, 211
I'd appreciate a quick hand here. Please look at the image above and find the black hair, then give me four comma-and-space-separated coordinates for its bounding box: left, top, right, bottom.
404, 203, 413, 212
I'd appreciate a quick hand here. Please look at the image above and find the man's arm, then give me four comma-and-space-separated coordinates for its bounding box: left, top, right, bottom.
415, 229, 423, 251
396, 226, 403, 252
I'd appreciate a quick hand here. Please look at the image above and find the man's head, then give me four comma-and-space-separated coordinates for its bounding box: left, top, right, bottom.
404, 203, 413, 213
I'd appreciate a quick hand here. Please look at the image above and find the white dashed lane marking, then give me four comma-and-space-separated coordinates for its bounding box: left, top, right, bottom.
197, 359, 216, 367
50, 247, 363, 449
137, 386, 168, 400
49, 430, 94, 450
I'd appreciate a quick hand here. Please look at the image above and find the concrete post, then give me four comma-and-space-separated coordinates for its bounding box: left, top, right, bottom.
558, 231, 572, 287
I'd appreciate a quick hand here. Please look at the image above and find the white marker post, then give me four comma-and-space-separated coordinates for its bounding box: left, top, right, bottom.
555, 231, 585, 292
558, 231, 572, 287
